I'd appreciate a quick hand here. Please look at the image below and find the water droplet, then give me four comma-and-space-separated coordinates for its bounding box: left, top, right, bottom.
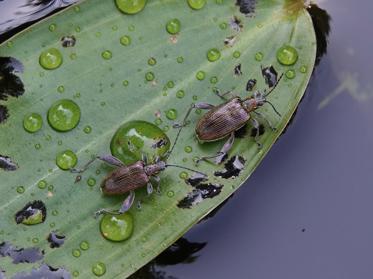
176, 90, 185, 98
80, 241, 89, 250
100, 213, 134, 242
285, 69, 296, 79
120, 35, 131, 46
39, 48, 63, 70
300, 65, 307, 73
50, 222, 55, 228
166, 109, 177, 120
148, 57, 157, 66
32, 237, 39, 244
192, 95, 198, 101
196, 71, 206, 80
207, 48, 221, 62
72, 249, 81, 258
56, 150, 78, 170
154, 118, 162, 125
47, 99, 81, 132
52, 210, 58, 216
233, 50, 241, 58
74, 6, 80, 12
35, 143, 41, 150
48, 185, 54, 191
73, 270, 80, 277
115, 0, 147, 14
276, 45, 298, 66
179, 171, 188, 179
49, 24, 56, 32
38, 180, 47, 189
58, 140, 63, 146
70, 53, 77, 60
184, 146, 192, 153
145, 71, 155, 81
210, 76, 218, 84
87, 177, 96, 187
112, 25, 118, 31
83, 125, 92, 134
122, 80, 129, 86
128, 24, 135, 31
167, 190, 175, 197
111, 120, 170, 164
163, 125, 169, 132
57, 85, 65, 93
141, 236, 148, 243
101, 50, 112, 60
166, 18, 181, 34
23, 113, 43, 133
255, 52, 263, 61
167, 80, 175, 88
176, 56, 184, 63
16, 186, 25, 194
188, 0, 206, 9
75, 26, 81, 33
219, 22, 227, 29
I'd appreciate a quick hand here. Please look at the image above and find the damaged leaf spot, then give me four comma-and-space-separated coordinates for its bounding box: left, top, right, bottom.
47, 231, 66, 248
261, 65, 278, 88
0, 154, 18, 171
246, 78, 257, 91
236, 0, 257, 16
15, 200, 47, 225
61, 35, 76, 47
0, 242, 44, 264
178, 183, 223, 209
0, 57, 25, 123
12, 264, 71, 279
151, 138, 168, 149
229, 16, 243, 32
214, 155, 246, 179
185, 172, 208, 187
224, 35, 237, 47
234, 63, 242, 76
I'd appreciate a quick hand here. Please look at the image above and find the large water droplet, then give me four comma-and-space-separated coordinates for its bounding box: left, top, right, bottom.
100, 213, 134, 242
92, 262, 106, 276
276, 45, 298, 65
188, 0, 206, 9
207, 48, 221, 62
115, 0, 147, 14
56, 150, 77, 170
39, 48, 63, 70
47, 99, 81, 132
110, 120, 170, 164
166, 18, 181, 34
23, 113, 43, 133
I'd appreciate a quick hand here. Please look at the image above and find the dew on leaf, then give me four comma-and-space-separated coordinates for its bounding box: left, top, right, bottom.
16, 186, 25, 194
145, 71, 155, 81
196, 71, 205, 80
166, 18, 181, 34
56, 150, 77, 170
176, 56, 184, 63
276, 45, 298, 65
255, 51, 263, 61
92, 262, 106, 276
101, 50, 112, 60
115, 0, 147, 14
285, 69, 296, 79
187, 0, 206, 10
100, 213, 134, 242
148, 57, 157, 66
120, 35, 131, 46
23, 113, 43, 133
47, 99, 81, 132
165, 109, 177, 120
39, 48, 63, 70
207, 48, 221, 62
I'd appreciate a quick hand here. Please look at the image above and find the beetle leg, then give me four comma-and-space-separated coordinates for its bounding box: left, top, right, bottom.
213, 88, 236, 101
152, 176, 161, 194
250, 118, 263, 148
253, 111, 276, 131
147, 182, 153, 195
197, 133, 235, 164
173, 103, 215, 129
118, 190, 136, 214
71, 154, 124, 173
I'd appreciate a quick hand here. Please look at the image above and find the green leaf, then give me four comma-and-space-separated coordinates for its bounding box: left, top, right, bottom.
0, 0, 316, 277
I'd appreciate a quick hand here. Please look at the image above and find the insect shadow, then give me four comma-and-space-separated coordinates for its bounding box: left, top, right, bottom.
70, 125, 207, 217
174, 65, 283, 164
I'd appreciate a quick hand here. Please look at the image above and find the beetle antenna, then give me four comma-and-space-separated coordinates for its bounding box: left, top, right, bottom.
265, 100, 281, 117
264, 73, 284, 98
165, 164, 207, 177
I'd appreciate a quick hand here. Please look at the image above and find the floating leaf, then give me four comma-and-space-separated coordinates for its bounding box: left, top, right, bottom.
0, 0, 316, 277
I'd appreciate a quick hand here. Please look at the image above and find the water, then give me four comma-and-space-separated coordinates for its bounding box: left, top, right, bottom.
1, 0, 373, 278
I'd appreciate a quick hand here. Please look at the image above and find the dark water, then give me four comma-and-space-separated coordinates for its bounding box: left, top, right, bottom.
1, 0, 373, 278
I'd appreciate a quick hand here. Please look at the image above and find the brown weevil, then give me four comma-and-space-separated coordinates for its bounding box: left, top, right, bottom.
174, 65, 283, 164
70, 131, 207, 216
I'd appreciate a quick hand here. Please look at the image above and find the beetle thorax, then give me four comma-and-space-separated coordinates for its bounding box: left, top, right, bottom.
144, 161, 166, 176
242, 98, 258, 112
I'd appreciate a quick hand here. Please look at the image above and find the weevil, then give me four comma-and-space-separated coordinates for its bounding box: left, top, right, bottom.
174, 65, 283, 164
70, 131, 207, 216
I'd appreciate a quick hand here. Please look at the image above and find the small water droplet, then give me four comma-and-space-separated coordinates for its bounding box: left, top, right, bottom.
32, 237, 39, 244
101, 50, 112, 60
210, 76, 218, 84
166, 18, 181, 34
285, 69, 296, 79
48, 185, 54, 191
179, 171, 188, 179
166, 109, 177, 120
49, 24, 57, 32
167, 190, 175, 197
207, 48, 221, 62
73, 270, 80, 277
233, 50, 241, 58
75, 26, 81, 33
148, 57, 157, 66
176, 90, 185, 98
120, 35, 131, 46
57, 85, 65, 93
39, 48, 63, 70
83, 125, 92, 134
219, 22, 227, 29
35, 143, 41, 150
70, 53, 77, 60
167, 80, 175, 88
300, 65, 307, 73
23, 113, 43, 133
154, 118, 162, 126
122, 80, 129, 87
112, 25, 118, 31
276, 45, 298, 65
184, 146, 192, 153
255, 52, 263, 61
52, 210, 58, 216
163, 125, 170, 132
188, 0, 206, 9
196, 71, 206, 80
74, 6, 80, 12
16, 186, 25, 194
80, 241, 89, 250
47, 99, 81, 132
37, 180, 47, 189
87, 177, 96, 187
176, 56, 184, 63
56, 150, 78, 170
72, 249, 81, 258
115, 0, 146, 14
100, 213, 134, 242
145, 71, 155, 81
192, 95, 198, 101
